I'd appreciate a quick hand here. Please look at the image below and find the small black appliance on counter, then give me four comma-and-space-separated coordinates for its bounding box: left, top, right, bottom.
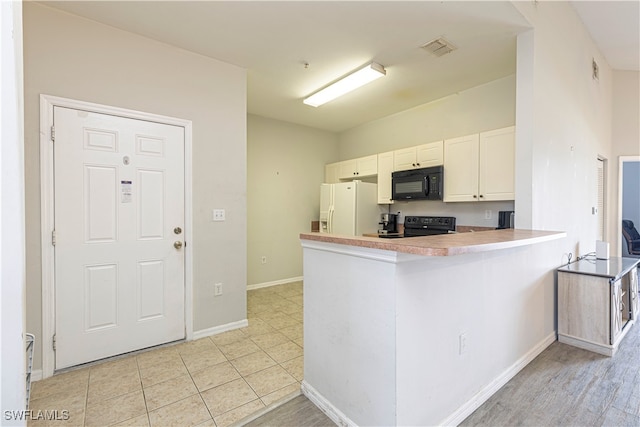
379, 213, 399, 234
497, 211, 515, 229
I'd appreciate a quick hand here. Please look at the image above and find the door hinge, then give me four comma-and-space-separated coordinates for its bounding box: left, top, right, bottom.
52, 334, 56, 351
51, 125, 55, 142
52, 230, 56, 246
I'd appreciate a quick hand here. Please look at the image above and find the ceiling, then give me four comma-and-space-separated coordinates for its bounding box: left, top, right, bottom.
39, 1, 638, 133
570, 1, 639, 72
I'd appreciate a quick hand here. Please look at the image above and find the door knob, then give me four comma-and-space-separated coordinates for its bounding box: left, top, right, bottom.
174, 241, 183, 249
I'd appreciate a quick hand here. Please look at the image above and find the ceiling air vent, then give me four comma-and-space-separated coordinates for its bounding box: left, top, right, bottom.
421, 37, 457, 57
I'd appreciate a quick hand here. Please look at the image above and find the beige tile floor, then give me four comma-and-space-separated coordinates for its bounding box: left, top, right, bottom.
28, 282, 304, 427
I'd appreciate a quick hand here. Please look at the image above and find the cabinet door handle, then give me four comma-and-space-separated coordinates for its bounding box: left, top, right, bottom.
416, 163, 420, 166
473, 195, 477, 198
479, 195, 484, 198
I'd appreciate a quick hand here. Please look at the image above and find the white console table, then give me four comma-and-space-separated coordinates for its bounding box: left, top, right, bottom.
557, 257, 639, 356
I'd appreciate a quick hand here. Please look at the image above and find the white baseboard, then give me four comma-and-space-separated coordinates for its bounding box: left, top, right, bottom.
30, 369, 43, 382
439, 331, 557, 426
192, 319, 248, 340
301, 380, 357, 427
247, 276, 303, 291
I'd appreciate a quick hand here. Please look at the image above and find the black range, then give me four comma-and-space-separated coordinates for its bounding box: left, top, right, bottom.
379, 216, 456, 238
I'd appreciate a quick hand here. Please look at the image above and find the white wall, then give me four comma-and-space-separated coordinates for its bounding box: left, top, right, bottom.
612, 72, 640, 155
338, 75, 516, 158
23, 3, 247, 372
338, 75, 516, 227
1, 0, 27, 424
389, 200, 515, 229
513, 1, 615, 259
247, 115, 338, 287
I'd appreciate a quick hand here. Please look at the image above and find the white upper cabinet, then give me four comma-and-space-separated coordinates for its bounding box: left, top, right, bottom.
479, 126, 515, 201
393, 147, 417, 171
377, 151, 394, 204
416, 141, 444, 168
393, 141, 443, 171
443, 134, 480, 202
323, 126, 514, 202
338, 154, 378, 180
443, 126, 515, 202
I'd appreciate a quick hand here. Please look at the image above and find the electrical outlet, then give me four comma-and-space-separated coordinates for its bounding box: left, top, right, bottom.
212, 209, 225, 221
261, 256, 267, 264
214, 283, 222, 296
485, 210, 492, 220
459, 333, 467, 355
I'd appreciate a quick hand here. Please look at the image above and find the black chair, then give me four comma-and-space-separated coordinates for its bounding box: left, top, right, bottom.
622, 220, 640, 256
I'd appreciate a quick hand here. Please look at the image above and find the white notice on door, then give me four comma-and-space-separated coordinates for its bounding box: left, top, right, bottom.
121, 180, 132, 203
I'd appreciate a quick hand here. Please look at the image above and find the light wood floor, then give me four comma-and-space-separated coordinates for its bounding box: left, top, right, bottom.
244, 395, 334, 427
461, 318, 640, 426
247, 315, 640, 427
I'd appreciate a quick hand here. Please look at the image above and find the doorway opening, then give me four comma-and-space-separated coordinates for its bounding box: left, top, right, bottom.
620, 156, 640, 257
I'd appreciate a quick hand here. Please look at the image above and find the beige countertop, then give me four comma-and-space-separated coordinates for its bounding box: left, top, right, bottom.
300, 229, 566, 257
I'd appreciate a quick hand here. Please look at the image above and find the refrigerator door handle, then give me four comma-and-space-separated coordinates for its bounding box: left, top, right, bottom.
328, 205, 334, 233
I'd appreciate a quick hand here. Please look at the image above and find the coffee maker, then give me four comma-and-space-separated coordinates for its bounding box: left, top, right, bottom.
379, 213, 399, 234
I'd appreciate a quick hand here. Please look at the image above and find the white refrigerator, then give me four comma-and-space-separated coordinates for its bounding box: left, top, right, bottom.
319, 181, 379, 236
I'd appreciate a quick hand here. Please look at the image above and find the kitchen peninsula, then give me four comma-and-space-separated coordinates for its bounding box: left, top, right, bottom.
299, 228, 565, 426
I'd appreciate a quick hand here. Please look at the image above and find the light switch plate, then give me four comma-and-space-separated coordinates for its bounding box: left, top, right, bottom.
212, 209, 225, 221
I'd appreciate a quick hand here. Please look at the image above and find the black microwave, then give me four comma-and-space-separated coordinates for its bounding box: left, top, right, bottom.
391, 166, 443, 200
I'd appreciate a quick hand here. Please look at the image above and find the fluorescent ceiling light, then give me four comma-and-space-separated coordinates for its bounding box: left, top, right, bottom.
303, 62, 386, 107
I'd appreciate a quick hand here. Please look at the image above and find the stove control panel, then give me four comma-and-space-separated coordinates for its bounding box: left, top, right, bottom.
404, 216, 456, 231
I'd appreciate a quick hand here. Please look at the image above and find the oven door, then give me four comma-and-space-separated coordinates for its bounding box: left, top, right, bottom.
392, 171, 428, 200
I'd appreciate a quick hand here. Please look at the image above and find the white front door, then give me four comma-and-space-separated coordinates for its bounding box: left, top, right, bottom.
54, 106, 185, 369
